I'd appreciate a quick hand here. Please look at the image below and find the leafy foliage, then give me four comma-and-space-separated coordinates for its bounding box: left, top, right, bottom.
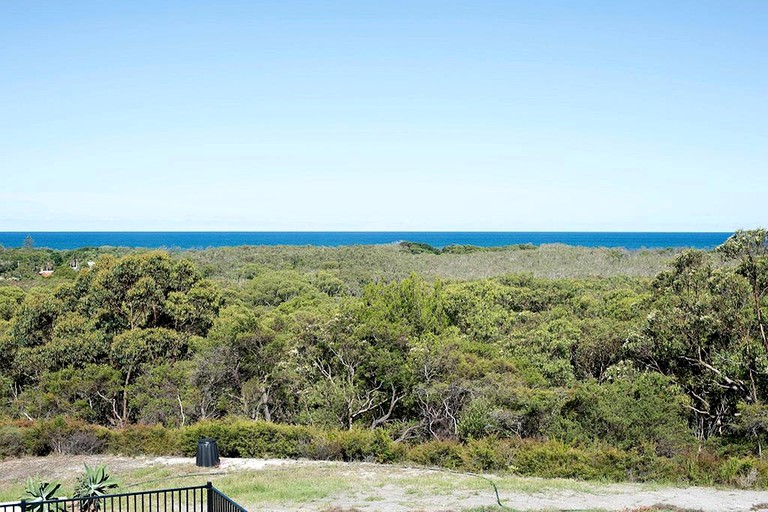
73, 465, 118, 512
22, 479, 66, 512
2, 232, 768, 486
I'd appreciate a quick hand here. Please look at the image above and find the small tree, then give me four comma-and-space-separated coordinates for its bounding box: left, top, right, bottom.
735, 401, 768, 457
625, 250, 759, 438
717, 228, 768, 354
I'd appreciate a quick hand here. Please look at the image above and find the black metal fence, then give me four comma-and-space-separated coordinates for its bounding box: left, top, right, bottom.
0, 482, 246, 512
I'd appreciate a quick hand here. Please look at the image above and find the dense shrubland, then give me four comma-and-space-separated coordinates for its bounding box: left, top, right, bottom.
1, 231, 767, 486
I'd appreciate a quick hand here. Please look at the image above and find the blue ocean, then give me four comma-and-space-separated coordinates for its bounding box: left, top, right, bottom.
0, 232, 732, 250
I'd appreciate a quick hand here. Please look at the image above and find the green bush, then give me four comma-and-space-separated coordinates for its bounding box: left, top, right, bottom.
180, 420, 403, 463
511, 440, 658, 481
406, 440, 465, 469
623, 443, 681, 482
0, 424, 25, 459
322, 429, 377, 461
457, 399, 494, 441
0, 419, 112, 457
181, 419, 316, 458
711, 456, 768, 488
463, 437, 516, 471
512, 440, 596, 479
678, 447, 719, 486
320, 428, 404, 463
370, 428, 406, 463
24, 418, 110, 456
508, 440, 740, 484
399, 241, 441, 254
109, 424, 181, 456
551, 373, 692, 451
4, 417, 768, 489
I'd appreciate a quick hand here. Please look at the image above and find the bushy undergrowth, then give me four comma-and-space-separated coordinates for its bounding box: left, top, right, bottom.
3, 418, 768, 489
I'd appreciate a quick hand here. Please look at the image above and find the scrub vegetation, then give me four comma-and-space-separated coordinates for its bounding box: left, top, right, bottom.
1, 230, 767, 488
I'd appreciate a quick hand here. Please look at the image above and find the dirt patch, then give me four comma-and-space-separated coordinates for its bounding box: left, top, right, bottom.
0, 455, 165, 486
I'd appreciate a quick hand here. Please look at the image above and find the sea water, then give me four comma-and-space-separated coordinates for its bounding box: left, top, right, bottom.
0, 232, 732, 250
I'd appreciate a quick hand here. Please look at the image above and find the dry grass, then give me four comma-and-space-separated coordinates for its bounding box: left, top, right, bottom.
1, 456, 760, 512
180, 243, 686, 288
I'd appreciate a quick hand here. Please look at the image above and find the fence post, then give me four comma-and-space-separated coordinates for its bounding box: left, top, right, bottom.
206, 482, 213, 512
19, 500, 26, 512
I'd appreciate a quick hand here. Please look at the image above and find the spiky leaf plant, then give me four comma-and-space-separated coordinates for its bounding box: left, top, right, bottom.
22, 479, 67, 512
73, 465, 118, 512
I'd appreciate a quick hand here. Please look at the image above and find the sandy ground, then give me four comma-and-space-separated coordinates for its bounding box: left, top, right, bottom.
2, 455, 768, 512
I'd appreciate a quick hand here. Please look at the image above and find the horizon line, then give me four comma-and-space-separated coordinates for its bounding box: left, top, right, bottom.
0, 229, 746, 234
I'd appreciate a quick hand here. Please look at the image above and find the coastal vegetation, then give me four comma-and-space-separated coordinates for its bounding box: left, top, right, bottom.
1, 231, 767, 488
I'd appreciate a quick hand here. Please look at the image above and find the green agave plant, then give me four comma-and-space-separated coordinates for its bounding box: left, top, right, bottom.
22, 478, 67, 512
73, 465, 119, 512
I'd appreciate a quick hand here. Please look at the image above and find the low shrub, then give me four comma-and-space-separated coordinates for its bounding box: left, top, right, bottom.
181, 419, 316, 458
718, 457, 758, 488
2, 417, 768, 489
180, 420, 404, 463
321, 429, 374, 461
463, 437, 516, 471
319, 428, 405, 463
512, 440, 596, 479
674, 446, 731, 487
109, 424, 181, 456
624, 443, 681, 482
25, 418, 110, 455
406, 439, 465, 469
370, 428, 407, 463
0, 424, 25, 459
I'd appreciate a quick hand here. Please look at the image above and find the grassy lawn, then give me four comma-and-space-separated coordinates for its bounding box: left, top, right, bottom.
0, 460, 353, 508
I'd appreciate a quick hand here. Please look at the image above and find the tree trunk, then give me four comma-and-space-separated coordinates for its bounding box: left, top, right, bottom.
121, 367, 132, 426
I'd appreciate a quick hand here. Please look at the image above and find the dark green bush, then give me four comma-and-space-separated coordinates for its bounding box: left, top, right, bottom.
370, 428, 406, 463
24, 418, 110, 455
109, 424, 181, 455
406, 440, 465, 469
180, 420, 402, 463
320, 428, 404, 463
717, 457, 761, 488
322, 429, 376, 461
512, 440, 596, 479
181, 419, 316, 458
399, 241, 441, 254
623, 443, 682, 482
463, 437, 516, 471
3, 417, 768, 489
678, 446, 720, 486
551, 373, 692, 451
0, 424, 25, 459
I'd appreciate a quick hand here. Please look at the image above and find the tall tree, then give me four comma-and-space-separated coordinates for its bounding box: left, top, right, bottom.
717, 229, 768, 354
625, 250, 762, 438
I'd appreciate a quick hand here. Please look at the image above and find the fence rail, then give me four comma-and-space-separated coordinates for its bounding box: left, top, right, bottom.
0, 482, 246, 512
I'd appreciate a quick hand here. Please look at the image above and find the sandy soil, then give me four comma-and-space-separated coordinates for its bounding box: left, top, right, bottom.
2, 455, 768, 512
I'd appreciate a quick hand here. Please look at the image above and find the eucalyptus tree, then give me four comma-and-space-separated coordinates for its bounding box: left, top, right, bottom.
626, 250, 763, 438
717, 229, 768, 354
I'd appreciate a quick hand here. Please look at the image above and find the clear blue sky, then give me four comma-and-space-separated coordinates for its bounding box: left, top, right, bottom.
1, 1, 766, 231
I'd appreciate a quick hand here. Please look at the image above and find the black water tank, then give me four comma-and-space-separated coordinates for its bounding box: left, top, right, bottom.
196, 438, 220, 467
